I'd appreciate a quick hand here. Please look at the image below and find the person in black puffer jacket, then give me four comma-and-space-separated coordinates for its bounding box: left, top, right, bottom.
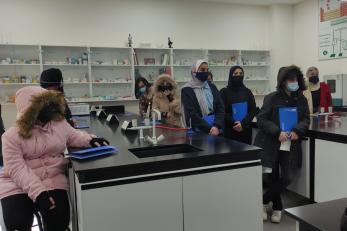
254, 65, 310, 223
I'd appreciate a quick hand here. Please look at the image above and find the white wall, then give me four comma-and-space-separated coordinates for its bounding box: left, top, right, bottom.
0, 0, 269, 50
293, 0, 347, 76
269, 4, 294, 90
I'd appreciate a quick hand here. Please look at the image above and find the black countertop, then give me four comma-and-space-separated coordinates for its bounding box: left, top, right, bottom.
285, 198, 347, 231
71, 114, 261, 185
307, 114, 347, 143
252, 112, 347, 143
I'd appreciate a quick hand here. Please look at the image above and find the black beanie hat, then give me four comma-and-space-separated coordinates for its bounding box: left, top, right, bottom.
40, 68, 63, 89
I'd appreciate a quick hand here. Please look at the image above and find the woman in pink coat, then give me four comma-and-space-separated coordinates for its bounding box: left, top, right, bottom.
0, 86, 108, 231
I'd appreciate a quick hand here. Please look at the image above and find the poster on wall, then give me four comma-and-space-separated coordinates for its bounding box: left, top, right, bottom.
319, 0, 347, 60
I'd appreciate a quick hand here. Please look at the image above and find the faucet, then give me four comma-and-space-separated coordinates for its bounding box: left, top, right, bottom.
146, 109, 164, 145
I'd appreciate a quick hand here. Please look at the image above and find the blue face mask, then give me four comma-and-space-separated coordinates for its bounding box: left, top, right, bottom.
139, 86, 146, 94
196, 72, 209, 82
287, 82, 299, 92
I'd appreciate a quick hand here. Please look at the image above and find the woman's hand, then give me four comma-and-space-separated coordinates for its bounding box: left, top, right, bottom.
233, 121, 243, 132
89, 137, 110, 147
289, 131, 299, 141
209, 126, 220, 136
278, 132, 289, 142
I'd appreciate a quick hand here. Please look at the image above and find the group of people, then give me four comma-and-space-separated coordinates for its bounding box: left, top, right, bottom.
0, 68, 110, 231
135, 61, 332, 224
0, 61, 332, 230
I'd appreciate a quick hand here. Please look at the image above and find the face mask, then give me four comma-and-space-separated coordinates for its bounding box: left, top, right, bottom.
309, 76, 319, 84
37, 105, 59, 124
287, 82, 299, 92
158, 85, 173, 92
195, 72, 209, 82
139, 86, 146, 94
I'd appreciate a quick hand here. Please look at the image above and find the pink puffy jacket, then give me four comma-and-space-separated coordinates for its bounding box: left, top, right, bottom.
0, 86, 92, 201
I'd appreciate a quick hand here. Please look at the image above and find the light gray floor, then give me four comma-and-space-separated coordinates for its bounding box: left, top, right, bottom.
263, 190, 312, 231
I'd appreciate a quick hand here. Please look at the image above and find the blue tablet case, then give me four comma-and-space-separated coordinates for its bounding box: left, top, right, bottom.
67, 145, 118, 160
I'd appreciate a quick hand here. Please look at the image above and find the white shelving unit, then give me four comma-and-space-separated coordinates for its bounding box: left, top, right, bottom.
0, 44, 271, 104
133, 48, 172, 83
0, 44, 41, 103
207, 49, 271, 95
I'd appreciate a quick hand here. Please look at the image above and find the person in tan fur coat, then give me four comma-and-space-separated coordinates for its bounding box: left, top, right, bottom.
152, 74, 182, 127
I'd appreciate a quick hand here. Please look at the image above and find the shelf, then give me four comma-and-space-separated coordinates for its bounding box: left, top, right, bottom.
241, 65, 269, 67
209, 64, 269, 67
176, 79, 269, 83
173, 65, 192, 67
43, 64, 88, 67
64, 82, 90, 85
245, 79, 269, 81
92, 81, 132, 84
91, 64, 131, 67
0, 64, 40, 66
134, 65, 170, 67
67, 98, 138, 103
0, 83, 39, 86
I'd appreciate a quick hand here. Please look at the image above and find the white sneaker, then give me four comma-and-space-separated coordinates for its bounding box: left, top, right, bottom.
271, 210, 282, 223
263, 205, 268, 221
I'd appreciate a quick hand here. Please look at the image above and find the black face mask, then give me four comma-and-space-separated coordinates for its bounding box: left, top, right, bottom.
309, 76, 319, 84
37, 105, 59, 124
231, 76, 244, 86
158, 85, 173, 92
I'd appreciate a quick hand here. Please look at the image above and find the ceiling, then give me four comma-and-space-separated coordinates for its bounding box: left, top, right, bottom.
187, 0, 305, 5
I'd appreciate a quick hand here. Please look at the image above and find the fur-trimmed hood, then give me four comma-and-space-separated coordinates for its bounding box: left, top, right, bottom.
16, 87, 66, 138
153, 74, 178, 98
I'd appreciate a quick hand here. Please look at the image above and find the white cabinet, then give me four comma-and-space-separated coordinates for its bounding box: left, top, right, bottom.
315, 139, 347, 202
77, 177, 183, 231
288, 138, 310, 198
182, 167, 263, 231
74, 165, 263, 231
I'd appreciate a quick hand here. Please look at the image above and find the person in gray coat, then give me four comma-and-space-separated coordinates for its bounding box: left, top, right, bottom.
254, 65, 310, 223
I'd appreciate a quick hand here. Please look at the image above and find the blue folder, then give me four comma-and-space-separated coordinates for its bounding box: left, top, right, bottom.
68, 145, 118, 160
232, 102, 248, 121
203, 115, 215, 126
279, 107, 298, 132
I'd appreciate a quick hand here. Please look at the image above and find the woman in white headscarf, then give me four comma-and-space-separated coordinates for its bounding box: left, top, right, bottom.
181, 60, 225, 136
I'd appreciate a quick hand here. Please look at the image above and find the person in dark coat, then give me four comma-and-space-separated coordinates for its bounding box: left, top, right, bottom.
0, 108, 4, 166
40, 68, 74, 127
220, 66, 256, 144
135, 77, 154, 117
254, 65, 310, 223
181, 60, 225, 136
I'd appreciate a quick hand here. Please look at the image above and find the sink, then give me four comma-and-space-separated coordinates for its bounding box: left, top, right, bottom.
129, 144, 203, 158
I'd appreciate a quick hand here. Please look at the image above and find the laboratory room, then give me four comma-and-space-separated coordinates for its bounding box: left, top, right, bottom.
2, 0, 347, 231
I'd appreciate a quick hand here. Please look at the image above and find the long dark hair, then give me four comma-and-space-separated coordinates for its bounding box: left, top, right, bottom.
135, 77, 151, 99
276, 65, 306, 91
